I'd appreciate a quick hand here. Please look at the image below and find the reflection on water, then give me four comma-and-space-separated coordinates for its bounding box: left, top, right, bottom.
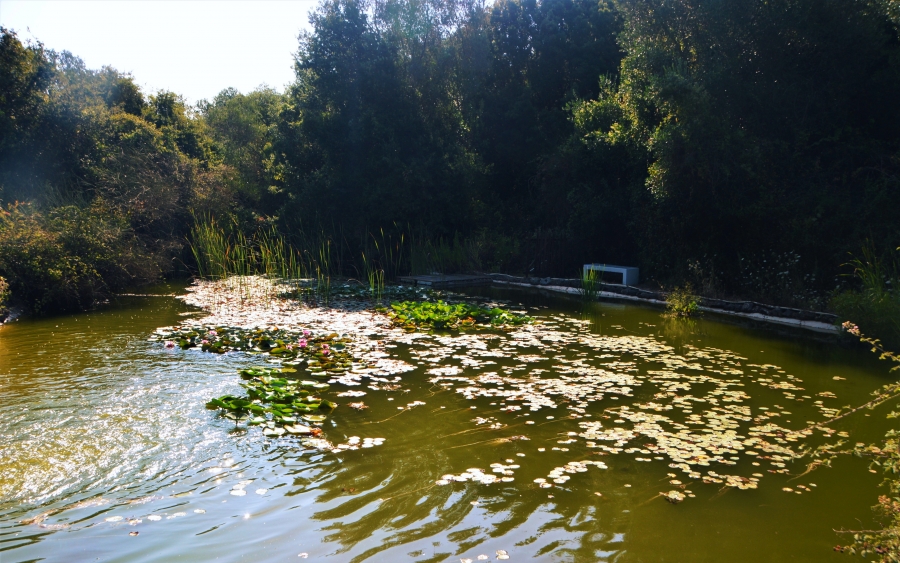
0, 285, 892, 562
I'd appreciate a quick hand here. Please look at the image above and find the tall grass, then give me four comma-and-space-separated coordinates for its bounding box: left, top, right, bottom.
190, 214, 318, 304
361, 252, 385, 301
190, 215, 499, 304
831, 243, 900, 348
580, 267, 599, 301
189, 215, 230, 279
409, 231, 477, 275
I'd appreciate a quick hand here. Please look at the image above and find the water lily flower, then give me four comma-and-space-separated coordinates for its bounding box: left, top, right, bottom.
201, 339, 209, 345
298, 339, 307, 348
209, 330, 217, 336
303, 330, 311, 337
164, 341, 176, 348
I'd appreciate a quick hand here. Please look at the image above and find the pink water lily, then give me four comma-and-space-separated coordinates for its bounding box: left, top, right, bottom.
208, 330, 217, 336
298, 339, 308, 348
164, 340, 176, 348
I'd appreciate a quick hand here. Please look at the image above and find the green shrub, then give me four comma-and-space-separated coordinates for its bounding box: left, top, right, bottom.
831, 245, 900, 349
0, 202, 157, 314
665, 285, 700, 318
0, 275, 9, 316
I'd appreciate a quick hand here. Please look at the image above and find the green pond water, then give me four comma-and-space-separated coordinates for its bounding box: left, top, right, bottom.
0, 284, 895, 562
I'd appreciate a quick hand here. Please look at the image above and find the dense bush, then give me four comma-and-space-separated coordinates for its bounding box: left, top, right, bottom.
0, 203, 156, 313
831, 246, 900, 349
0, 275, 9, 318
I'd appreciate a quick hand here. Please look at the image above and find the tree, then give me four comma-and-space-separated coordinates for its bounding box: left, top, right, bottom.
572, 0, 900, 289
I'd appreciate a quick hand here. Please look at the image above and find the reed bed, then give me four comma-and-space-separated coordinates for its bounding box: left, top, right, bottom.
188, 215, 490, 307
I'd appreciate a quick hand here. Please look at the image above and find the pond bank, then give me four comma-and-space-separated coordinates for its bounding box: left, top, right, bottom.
487, 273, 840, 333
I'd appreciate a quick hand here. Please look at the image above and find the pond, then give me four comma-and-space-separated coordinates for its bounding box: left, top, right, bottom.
0, 279, 893, 562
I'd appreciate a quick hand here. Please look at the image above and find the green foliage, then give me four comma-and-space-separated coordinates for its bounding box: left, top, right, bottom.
828, 323, 900, 561
0, 28, 237, 313
0, 275, 9, 315
832, 245, 900, 349
737, 251, 822, 308
189, 214, 305, 281
157, 325, 347, 431
408, 232, 478, 276
271, 0, 623, 277
580, 268, 599, 301
199, 87, 283, 210
385, 299, 532, 330
571, 0, 900, 291
665, 285, 700, 318
206, 371, 334, 429
361, 251, 385, 300
0, 27, 54, 171
0, 202, 156, 313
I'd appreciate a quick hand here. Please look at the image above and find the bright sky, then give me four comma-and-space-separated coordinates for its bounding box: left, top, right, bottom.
0, 0, 317, 104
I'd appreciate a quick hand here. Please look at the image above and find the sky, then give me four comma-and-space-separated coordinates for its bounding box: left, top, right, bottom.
0, 0, 317, 104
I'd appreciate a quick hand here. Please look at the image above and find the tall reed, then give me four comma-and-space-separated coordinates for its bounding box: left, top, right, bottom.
580, 267, 599, 301
190, 214, 230, 279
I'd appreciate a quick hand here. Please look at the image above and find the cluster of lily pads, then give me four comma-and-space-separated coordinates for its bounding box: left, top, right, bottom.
314, 282, 433, 302
154, 324, 367, 438
381, 300, 532, 330
158, 324, 354, 363
206, 367, 336, 437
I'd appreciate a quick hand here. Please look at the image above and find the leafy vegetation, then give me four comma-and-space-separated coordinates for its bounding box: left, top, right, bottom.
826, 323, 900, 561
156, 325, 352, 435
384, 300, 532, 330
0, 202, 156, 313
665, 285, 700, 318
0, 27, 232, 313
832, 245, 900, 349
206, 368, 335, 436
0, 275, 8, 319
580, 269, 599, 302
